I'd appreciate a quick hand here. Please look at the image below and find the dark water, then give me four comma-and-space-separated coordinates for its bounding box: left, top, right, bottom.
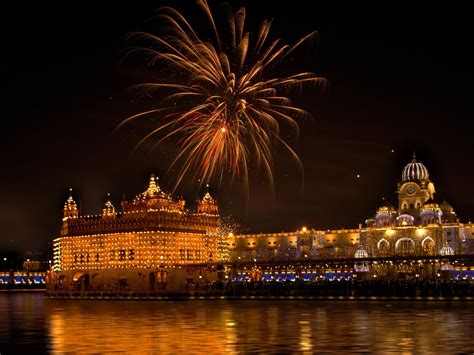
1, 293, 473, 354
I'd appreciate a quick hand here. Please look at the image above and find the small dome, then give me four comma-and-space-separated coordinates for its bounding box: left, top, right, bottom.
133, 173, 170, 203
201, 191, 216, 204
355, 245, 369, 258
64, 188, 79, 218
197, 185, 218, 215
440, 201, 454, 212
378, 198, 394, 211
102, 193, 116, 218
376, 199, 395, 218
402, 153, 429, 182
439, 242, 454, 256
423, 197, 438, 207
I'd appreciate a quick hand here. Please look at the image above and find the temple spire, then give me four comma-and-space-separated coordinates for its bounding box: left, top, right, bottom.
63, 188, 78, 219
197, 185, 218, 214
146, 173, 161, 196
102, 193, 116, 218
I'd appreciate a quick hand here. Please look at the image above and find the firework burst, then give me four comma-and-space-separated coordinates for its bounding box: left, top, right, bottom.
118, 0, 326, 194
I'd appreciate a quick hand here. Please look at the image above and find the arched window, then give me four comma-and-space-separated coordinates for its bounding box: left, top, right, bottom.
395, 238, 415, 255
377, 239, 390, 256
421, 237, 435, 255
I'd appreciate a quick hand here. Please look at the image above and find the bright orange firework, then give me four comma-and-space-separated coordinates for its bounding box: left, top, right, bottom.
118, 0, 326, 193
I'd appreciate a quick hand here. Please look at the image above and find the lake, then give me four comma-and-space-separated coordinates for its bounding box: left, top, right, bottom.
1, 292, 473, 353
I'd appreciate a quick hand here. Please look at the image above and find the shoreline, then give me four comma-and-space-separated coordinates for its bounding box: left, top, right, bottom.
0, 289, 46, 292
45, 294, 474, 301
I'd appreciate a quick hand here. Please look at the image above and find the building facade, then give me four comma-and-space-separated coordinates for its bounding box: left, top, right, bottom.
50, 174, 221, 293
231, 155, 474, 262
48, 155, 474, 293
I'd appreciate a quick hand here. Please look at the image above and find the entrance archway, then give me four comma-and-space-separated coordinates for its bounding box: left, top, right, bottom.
72, 272, 89, 291
149, 272, 156, 292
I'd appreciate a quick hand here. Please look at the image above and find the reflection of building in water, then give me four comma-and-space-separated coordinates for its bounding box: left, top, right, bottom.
50, 174, 221, 293
230, 155, 474, 261
48, 302, 236, 354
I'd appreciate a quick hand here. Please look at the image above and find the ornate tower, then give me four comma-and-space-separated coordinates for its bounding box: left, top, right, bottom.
102, 193, 116, 219
63, 188, 78, 219
397, 154, 435, 219
197, 187, 219, 215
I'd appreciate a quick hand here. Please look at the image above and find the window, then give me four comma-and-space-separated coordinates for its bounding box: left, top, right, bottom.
110, 250, 115, 261
395, 238, 415, 255
95, 253, 100, 262
80, 254, 84, 263
86, 254, 90, 263
195, 250, 201, 260
119, 250, 126, 261
187, 250, 193, 260
129, 249, 135, 261
74, 254, 78, 264
179, 249, 185, 260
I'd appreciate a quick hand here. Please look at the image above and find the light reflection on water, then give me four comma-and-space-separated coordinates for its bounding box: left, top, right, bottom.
1, 293, 473, 354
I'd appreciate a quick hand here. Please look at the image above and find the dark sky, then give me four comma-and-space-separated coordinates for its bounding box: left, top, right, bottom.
2, 1, 474, 252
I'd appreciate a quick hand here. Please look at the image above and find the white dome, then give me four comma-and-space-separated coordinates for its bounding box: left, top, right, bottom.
355, 246, 369, 258
402, 154, 429, 182
440, 243, 454, 256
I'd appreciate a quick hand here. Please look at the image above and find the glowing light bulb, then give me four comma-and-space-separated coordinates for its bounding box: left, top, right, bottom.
221, 127, 226, 133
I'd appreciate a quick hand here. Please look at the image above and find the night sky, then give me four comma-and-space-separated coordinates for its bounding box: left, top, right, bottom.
2, 1, 474, 253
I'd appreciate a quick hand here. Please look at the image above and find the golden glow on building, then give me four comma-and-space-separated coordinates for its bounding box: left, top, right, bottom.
231, 155, 474, 261
51, 174, 220, 292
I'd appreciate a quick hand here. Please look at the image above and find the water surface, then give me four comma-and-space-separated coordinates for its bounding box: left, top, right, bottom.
1, 293, 473, 353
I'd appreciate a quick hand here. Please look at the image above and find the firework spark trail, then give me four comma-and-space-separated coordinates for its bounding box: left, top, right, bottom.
117, 0, 326, 195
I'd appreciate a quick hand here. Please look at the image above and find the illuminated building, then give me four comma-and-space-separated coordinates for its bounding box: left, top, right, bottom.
50, 174, 220, 293
231, 155, 474, 262
48, 156, 474, 293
